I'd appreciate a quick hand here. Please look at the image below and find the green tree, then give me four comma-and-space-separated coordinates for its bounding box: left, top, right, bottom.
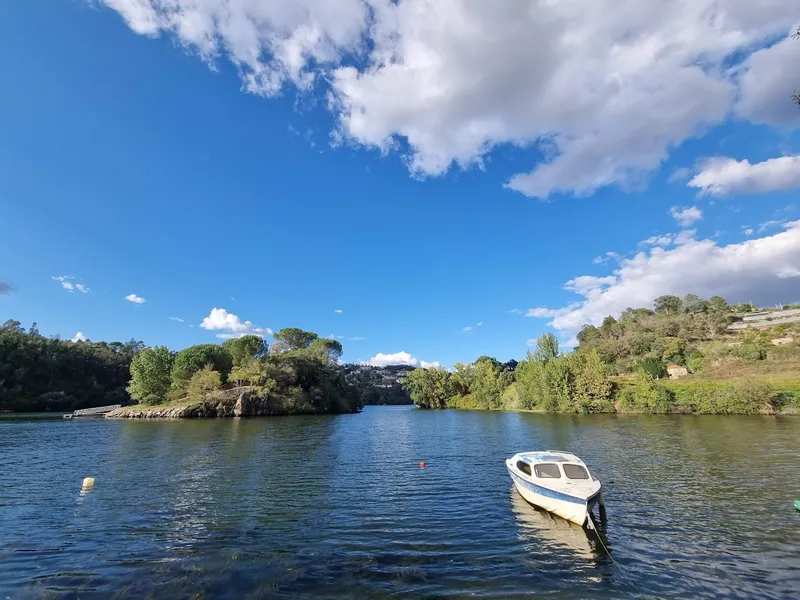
576, 324, 600, 346
532, 332, 559, 362
272, 328, 318, 352
683, 294, 709, 314
654, 295, 683, 315
310, 338, 343, 364
221, 335, 268, 367
187, 366, 222, 400
472, 358, 513, 409
600, 316, 622, 339
400, 367, 452, 409
172, 344, 233, 387
228, 357, 266, 387
450, 362, 476, 396
708, 296, 729, 313
572, 350, 614, 412
2, 319, 24, 333
634, 356, 667, 379
127, 346, 174, 404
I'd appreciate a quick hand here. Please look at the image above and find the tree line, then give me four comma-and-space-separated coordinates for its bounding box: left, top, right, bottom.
0, 321, 366, 414
0, 320, 143, 412
401, 294, 797, 415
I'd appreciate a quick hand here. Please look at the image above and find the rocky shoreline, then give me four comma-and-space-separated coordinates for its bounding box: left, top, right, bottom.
105, 388, 313, 419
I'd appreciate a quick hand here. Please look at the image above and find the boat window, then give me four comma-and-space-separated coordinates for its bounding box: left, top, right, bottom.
516, 460, 532, 476
533, 463, 561, 479
563, 464, 590, 479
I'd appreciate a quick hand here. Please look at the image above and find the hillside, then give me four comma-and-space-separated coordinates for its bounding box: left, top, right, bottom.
342, 364, 414, 405
575, 294, 800, 380
401, 294, 800, 415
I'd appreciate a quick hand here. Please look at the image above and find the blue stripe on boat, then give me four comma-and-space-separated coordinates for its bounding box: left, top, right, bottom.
507, 468, 586, 505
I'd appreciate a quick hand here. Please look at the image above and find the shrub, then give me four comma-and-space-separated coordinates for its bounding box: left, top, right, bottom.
186, 366, 222, 400
617, 373, 674, 414
667, 379, 776, 414
731, 341, 766, 361
635, 356, 667, 379
688, 356, 704, 373
722, 380, 776, 414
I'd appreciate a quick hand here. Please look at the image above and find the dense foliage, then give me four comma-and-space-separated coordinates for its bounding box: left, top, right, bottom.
0, 320, 143, 412
1, 321, 372, 414
401, 293, 798, 415
126, 328, 363, 414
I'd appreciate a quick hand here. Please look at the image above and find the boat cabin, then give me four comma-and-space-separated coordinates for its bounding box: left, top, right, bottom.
513, 451, 593, 482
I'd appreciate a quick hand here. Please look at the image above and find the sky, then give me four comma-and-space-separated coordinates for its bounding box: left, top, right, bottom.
1, 0, 799, 368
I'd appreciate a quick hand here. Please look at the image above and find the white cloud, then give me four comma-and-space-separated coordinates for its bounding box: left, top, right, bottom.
51, 277, 91, 294
420, 360, 442, 369
688, 156, 800, 196
462, 326, 473, 332
169, 316, 185, 323
71, 332, 87, 343
476, 321, 483, 327
125, 293, 146, 304
669, 167, 693, 183
364, 351, 437, 368
507, 309, 524, 314
758, 219, 788, 233
99, 1, 798, 199
530, 221, 800, 337
199, 307, 272, 339
743, 227, 755, 236
327, 333, 345, 340
334, 309, 343, 313
639, 230, 696, 248
349, 336, 367, 341
640, 234, 675, 248
670, 206, 703, 226
592, 252, 621, 265
526, 307, 568, 319
736, 32, 800, 129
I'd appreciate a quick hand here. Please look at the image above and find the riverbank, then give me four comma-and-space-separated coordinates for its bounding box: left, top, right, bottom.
425, 375, 800, 415
106, 386, 356, 418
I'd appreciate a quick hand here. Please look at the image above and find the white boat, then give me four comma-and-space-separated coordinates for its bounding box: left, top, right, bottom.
506, 450, 604, 527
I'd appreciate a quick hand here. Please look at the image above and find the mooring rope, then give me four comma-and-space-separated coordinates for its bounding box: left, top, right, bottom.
587, 514, 646, 596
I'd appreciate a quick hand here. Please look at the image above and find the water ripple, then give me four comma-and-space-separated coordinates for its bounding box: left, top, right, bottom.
1, 410, 799, 599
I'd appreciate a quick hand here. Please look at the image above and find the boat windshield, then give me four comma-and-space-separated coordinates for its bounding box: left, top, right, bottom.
533, 463, 561, 479
563, 464, 590, 479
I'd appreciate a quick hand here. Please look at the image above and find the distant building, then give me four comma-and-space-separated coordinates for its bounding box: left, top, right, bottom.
667, 365, 689, 379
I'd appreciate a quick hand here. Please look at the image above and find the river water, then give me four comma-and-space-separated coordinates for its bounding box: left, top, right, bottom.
1, 407, 799, 599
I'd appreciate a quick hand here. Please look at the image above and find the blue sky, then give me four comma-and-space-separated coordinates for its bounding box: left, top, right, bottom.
1, 1, 799, 367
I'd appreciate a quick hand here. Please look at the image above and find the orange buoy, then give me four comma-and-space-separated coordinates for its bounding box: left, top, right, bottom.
419, 461, 426, 468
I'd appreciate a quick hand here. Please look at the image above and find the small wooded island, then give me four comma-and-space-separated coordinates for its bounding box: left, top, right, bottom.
0, 324, 411, 416
1, 293, 798, 417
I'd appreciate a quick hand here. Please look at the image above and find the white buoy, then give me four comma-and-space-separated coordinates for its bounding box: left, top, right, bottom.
81, 477, 95, 491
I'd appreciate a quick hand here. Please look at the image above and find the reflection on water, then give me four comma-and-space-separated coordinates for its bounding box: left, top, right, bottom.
1, 409, 799, 599
509, 487, 597, 562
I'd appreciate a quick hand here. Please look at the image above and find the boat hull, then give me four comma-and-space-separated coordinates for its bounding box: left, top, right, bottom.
507, 464, 600, 527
